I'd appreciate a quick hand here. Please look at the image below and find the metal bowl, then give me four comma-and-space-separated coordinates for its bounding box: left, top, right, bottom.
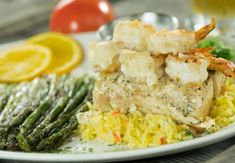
97, 12, 179, 41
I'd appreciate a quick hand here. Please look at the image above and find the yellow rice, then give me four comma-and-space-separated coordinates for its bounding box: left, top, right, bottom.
76, 78, 235, 148
209, 78, 235, 127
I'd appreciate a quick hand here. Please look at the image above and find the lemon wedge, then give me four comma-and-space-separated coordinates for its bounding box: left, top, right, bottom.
27, 32, 83, 74
0, 45, 52, 82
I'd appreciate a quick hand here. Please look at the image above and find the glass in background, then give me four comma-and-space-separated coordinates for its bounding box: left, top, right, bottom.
191, 0, 235, 40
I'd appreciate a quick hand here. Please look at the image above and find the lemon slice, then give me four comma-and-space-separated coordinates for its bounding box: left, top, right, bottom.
0, 45, 52, 82
27, 32, 83, 74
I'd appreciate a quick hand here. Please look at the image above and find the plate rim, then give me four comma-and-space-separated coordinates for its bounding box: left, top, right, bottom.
0, 123, 235, 162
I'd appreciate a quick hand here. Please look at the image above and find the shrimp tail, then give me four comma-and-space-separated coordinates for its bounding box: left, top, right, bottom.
195, 48, 235, 78
209, 57, 235, 78
195, 18, 216, 42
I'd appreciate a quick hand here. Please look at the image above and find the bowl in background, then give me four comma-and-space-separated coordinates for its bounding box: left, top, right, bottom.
96, 12, 179, 41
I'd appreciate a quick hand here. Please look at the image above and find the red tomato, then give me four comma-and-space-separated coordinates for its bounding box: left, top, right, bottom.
50, 0, 115, 33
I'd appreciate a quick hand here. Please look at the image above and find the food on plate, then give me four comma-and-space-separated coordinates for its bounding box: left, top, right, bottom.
77, 19, 235, 147
113, 18, 215, 54
50, 0, 115, 33
27, 32, 83, 74
0, 74, 94, 151
1, 19, 235, 153
89, 19, 224, 124
0, 45, 52, 82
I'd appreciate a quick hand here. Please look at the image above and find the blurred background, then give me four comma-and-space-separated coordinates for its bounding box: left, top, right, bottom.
0, 0, 235, 46
1, 0, 234, 45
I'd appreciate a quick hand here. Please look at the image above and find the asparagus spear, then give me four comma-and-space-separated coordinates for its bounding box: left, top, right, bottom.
0, 130, 7, 149
28, 77, 93, 149
28, 81, 88, 146
27, 96, 69, 144
0, 76, 55, 151
0, 83, 31, 124
27, 76, 83, 144
0, 84, 15, 113
17, 76, 58, 152
5, 128, 21, 151
0, 76, 51, 126
0, 74, 95, 152
16, 74, 82, 151
36, 115, 78, 151
52, 77, 94, 132
0, 76, 55, 150
44, 106, 79, 138
36, 79, 94, 151
36, 85, 94, 151
60, 79, 90, 114
0, 82, 34, 150
3, 76, 53, 130
17, 99, 52, 151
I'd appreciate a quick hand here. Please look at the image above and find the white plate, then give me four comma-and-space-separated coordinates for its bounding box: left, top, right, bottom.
0, 32, 235, 162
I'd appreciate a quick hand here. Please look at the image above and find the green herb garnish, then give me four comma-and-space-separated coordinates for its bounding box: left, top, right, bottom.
197, 37, 235, 60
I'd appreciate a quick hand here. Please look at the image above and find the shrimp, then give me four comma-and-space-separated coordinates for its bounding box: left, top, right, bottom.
194, 48, 235, 78
147, 29, 196, 54
148, 18, 216, 55
119, 49, 159, 88
113, 20, 156, 51
89, 41, 120, 73
165, 53, 209, 84
112, 19, 215, 55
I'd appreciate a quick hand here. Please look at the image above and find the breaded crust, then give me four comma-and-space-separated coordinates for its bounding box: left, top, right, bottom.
147, 29, 196, 54
112, 20, 156, 51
